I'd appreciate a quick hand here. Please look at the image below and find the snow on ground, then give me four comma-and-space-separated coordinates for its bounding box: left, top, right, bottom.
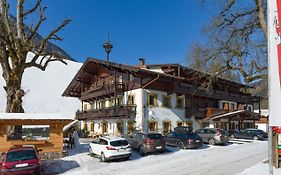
0, 52, 82, 118
238, 160, 281, 175
42, 139, 268, 175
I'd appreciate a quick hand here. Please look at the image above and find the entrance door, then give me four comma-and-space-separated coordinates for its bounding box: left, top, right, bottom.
116, 121, 123, 135
102, 122, 108, 134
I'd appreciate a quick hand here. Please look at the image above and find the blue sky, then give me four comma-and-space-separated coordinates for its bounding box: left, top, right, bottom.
10, 0, 216, 65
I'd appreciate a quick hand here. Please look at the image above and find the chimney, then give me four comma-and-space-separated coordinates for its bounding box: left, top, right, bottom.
139, 58, 145, 67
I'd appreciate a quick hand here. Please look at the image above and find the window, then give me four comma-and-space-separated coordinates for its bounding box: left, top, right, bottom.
127, 120, 135, 134
99, 139, 108, 145
89, 103, 94, 110
102, 122, 108, 134
230, 103, 235, 110
162, 121, 171, 134
148, 121, 158, 132
148, 94, 158, 107
177, 121, 184, 127
223, 102, 229, 110
83, 103, 88, 111
116, 121, 123, 134
83, 123, 88, 131
116, 97, 123, 106
247, 105, 253, 112
110, 98, 116, 107
162, 95, 171, 108
7, 125, 50, 141
185, 122, 193, 127
128, 95, 135, 105
118, 75, 123, 84
90, 122, 94, 132
176, 97, 184, 108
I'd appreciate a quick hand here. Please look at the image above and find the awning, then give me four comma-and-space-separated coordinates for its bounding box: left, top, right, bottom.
63, 119, 79, 132
202, 110, 259, 122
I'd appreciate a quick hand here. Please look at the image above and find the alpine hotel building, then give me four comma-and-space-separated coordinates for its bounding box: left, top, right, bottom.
63, 58, 260, 136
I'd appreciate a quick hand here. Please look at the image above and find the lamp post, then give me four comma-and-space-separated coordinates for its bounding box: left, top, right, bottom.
103, 33, 113, 62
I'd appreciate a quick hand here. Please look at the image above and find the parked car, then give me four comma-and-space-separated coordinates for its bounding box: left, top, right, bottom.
89, 136, 131, 162
195, 128, 229, 145
174, 126, 193, 133
0, 145, 42, 175
165, 131, 203, 149
227, 130, 239, 139
127, 132, 166, 156
230, 129, 268, 140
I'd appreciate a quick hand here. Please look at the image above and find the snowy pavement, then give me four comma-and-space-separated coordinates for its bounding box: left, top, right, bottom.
238, 160, 281, 175
42, 139, 268, 175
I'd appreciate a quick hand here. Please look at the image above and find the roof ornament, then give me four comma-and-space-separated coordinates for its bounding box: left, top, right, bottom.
103, 32, 113, 62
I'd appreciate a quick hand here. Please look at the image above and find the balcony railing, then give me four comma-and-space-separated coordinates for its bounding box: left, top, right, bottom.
81, 83, 125, 100
76, 105, 137, 120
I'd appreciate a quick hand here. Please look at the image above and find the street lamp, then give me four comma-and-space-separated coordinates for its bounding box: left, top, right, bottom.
103, 33, 113, 62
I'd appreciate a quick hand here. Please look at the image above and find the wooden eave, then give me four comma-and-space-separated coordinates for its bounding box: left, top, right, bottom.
146, 64, 254, 89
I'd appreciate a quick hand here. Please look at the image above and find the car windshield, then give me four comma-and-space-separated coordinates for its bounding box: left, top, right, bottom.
148, 134, 163, 140
110, 140, 129, 146
6, 149, 37, 162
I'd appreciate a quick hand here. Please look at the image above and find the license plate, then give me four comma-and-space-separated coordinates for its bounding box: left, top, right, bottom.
15, 163, 28, 168
118, 149, 125, 152
156, 146, 162, 149
196, 140, 201, 142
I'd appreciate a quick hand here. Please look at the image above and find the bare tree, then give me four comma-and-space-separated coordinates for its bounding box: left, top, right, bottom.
189, 0, 267, 85
0, 0, 71, 113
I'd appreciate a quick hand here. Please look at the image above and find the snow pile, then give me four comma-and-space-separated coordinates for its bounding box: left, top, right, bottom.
0, 52, 82, 118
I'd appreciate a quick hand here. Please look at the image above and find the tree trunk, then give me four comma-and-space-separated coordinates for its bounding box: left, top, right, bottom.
4, 75, 25, 139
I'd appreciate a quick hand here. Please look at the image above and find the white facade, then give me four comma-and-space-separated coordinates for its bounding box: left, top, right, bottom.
80, 88, 202, 135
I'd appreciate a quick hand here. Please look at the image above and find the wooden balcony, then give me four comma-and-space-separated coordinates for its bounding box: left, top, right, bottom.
185, 107, 207, 119
81, 83, 125, 101
206, 108, 230, 118
76, 105, 137, 120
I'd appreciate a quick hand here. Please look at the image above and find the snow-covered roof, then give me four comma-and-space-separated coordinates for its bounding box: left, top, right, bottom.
63, 119, 79, 131
0, 113, 73, 120
0, 52, 82, 118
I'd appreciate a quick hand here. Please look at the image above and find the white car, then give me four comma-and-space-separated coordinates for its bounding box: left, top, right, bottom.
89, 136, 132, 162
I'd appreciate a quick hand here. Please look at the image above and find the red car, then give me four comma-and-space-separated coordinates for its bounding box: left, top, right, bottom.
0, 146, 42, 175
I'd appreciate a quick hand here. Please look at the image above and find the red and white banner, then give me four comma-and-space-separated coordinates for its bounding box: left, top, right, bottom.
269, 0, 281, 126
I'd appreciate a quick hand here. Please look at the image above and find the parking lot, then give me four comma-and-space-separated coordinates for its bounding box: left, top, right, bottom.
42, 139, 268, 175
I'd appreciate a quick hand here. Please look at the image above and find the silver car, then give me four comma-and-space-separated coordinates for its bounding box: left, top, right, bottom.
195, 128, 229, 145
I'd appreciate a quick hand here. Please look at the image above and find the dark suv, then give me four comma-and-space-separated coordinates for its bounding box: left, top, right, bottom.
195, 128, 229, 145
127, 132, 166, 156
231, 129, 268, 140
165, 131, 202, 149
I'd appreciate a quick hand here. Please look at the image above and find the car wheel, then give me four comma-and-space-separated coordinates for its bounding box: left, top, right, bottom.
230, 134, 235, 139
253, 136, 259, 140
100, 152, 106, 162
178, 142, 184, 149
139, 146, 146, 156
208, 138, 215, 145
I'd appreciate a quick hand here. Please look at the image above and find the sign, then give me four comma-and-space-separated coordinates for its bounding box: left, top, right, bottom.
269, 0, 281, 126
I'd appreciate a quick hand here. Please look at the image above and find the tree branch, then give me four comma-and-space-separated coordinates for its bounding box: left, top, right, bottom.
255, 0, 267, 39
23, 0, 41, 17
